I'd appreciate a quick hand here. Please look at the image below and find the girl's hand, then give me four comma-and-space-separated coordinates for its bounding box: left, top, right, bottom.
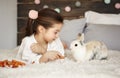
39, 51, 64, 63
30, 43, 46, 55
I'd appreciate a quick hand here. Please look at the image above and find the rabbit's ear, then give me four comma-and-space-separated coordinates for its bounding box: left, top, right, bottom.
77, 33, 84, 41
81, 33, 85, 41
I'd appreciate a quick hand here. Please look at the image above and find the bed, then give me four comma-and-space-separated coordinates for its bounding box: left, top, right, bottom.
1, 11, 120, 78
0, 48, 120, 78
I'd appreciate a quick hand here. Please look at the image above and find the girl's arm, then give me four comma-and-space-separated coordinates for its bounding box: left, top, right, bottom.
40, 37, 65, 63
30, 43, 47, 55
17, 37, 42, 64
48, 37, 65, 56
39, 51, 64, 63
30, 37, 65, 63
31, 37, 64, 56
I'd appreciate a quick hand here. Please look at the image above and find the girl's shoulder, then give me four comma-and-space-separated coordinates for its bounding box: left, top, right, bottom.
22, 34, 36, 43
22, 36, 31, 41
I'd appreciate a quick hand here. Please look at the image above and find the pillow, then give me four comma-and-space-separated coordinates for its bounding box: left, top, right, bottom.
60, 18, 86, 48
84, 24, 120, 51
85, 11, 120, 25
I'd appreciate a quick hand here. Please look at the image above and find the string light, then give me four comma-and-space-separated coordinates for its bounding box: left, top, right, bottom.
75, 1, 81, 7
43, 5, 49, 8
34, 0, 40, 4
65, 6, 71, 12
104, 0, 111, 4
33, 0, 119, 13
115, 3, 120, 9
54, 8, 61, 13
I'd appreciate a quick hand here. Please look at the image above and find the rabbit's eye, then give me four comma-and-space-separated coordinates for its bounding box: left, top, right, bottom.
75, 44, 78, 47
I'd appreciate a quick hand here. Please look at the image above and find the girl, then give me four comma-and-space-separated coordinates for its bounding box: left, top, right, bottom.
17, 8, 65, 64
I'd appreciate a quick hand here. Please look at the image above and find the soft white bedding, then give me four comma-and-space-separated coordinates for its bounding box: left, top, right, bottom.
0, 48, 120, 78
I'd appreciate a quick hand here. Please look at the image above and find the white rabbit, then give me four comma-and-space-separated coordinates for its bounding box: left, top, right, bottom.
70, 33, 108, 62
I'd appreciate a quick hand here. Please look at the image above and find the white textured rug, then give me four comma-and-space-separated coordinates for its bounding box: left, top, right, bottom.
0, 48, 120, 78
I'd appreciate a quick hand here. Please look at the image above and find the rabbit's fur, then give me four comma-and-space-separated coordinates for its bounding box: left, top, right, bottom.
70, 33, 108, 62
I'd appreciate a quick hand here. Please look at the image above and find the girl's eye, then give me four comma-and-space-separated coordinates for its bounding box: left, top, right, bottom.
54, 32, 58, 34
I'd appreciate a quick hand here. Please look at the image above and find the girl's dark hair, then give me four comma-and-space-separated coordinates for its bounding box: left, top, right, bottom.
25, 8, 63, 36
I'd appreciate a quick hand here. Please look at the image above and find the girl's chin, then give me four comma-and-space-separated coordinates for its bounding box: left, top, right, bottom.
50, 39, 55, 43
47, 38, 56, 43
47, 40, 53, 43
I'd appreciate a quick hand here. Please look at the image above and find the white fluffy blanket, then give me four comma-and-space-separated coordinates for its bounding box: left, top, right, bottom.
0, 48, 120, 78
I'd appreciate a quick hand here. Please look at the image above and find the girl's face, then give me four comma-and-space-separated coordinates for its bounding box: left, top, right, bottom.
43, 23, 63, 43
